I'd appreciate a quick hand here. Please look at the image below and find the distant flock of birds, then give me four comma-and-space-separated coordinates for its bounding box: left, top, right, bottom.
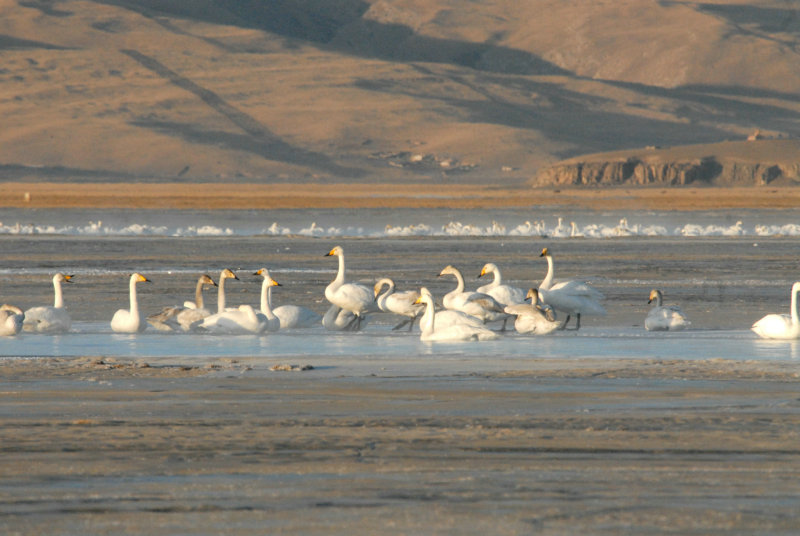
1, 247, 798, 341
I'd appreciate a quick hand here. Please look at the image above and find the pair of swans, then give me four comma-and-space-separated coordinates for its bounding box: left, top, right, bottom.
23, 273, 73, 333
752, 282, 800, 339
324, 246, 377, 330
200, 268, 282, 334
645, 289, 690, 331
504, 288, 560, 335
438, 265, 509, 326
538, 248, 605, 330
147, 269, 237, 332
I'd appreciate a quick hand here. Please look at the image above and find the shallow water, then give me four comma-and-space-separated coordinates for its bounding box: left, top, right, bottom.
1, 208, 799, 364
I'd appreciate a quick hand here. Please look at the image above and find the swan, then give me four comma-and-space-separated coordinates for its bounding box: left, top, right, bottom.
0, 305, 24, 336
111, 273, 151, 333
477, 263, 526, 306
415, 287, 499, 342
374, 278, 423, 331
253, 268, 281, 332
322, 304, 366, 331
438, 265, 509, 325
504, 288, 560, 335
147, 274, 217, 332
215, 268, 240, 313
538, 248, 606, 330
23, 273, 73, 333
751, 282, 800, 340
274, 304, 322, 329
645, 289, 690, 331
324, 246, 376, 330
200, 304, 268, 334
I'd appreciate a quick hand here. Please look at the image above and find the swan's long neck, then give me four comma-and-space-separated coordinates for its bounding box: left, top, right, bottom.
420, 297, 435, 335
194, 280, 206, 309
654, 292, 663, 307
260, 280, 276, 319
452, 270, 465, 293
333, 253, 346, 285
541, 256, 554, 290
792, 284, 800, 325
53, 278, 64, 308
129, 277, 139, 317
218, 276, 227, 313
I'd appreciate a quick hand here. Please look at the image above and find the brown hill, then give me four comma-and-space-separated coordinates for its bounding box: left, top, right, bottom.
0, 1, 798, 185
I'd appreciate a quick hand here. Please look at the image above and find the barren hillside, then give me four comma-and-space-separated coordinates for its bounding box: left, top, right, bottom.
0, 0, 798, 184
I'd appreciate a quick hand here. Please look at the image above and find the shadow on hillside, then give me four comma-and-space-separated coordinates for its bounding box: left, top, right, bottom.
94, 0, 568, 76
0, 35, 71, 50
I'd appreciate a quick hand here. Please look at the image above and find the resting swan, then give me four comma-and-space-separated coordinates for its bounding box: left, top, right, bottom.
111, 273, 151, 333
0, 305, 24, 336
477, 263, 526, 306
438, 265, 509, 325
23, 273, 73, 333
147, 274, 217, 332
324, 246, 376, 330
415, 287, 499, 342
504, 288, 560, 335
374, 278, 423, 331
538, 247, 605, 330
200, 304, 268, 334
751, 282, 800, 340
645, 289, 690, 331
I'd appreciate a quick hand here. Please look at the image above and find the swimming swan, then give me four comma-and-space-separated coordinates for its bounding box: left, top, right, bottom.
645, 289, 690, 331
324, 246, 376, 331
0, 305, 24, 336
477, 263, 526, 306
751, 282, 800, 340
538, 248, 605, 330
111, 273, 151, 333
23, 273, 74, 333
374, 278, 423, 331
254, 268, 281, 332
438, 265, 508, 325
415, 287, 499, 342
504, 288, 560, 335
147, 274, 217, 332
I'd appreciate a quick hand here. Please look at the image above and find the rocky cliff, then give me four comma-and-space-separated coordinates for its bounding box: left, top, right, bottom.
532, 140, 800, 187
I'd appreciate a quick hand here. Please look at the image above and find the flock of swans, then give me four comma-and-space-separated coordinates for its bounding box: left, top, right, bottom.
1, 246, 798, 341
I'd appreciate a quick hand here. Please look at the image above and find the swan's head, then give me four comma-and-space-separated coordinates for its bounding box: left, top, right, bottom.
438, 265, 460, 278
525, 288, 540, 303
648, 289, 662, 304
540, 247, 551, 258
414, 287, 434, 305
254, 268, 281, 286
478, 263, 498, 278
221, 268, 239, 281
373, 278, 393, 297
199, 274, 217, 287
131, 273, 150, 284
54, 273, 74, 284
325, 246, 344, 257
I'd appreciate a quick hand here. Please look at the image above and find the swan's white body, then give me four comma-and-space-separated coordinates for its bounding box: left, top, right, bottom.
254, 268, 281, 332
322, 304, 366, 331
274, 305, 322, 329
438, 265, 508, 324
324, 246, 376, 330
200, 304, 268, 334
0, 305, 24, 336
374, 278, 423, 330
23, 273, 73, 333
504, 289, 560, 335
538, 248, 605, 330
645, 289, 690, 331
477, 263, 526, 306
148, 274, 217, 332
111, 273, 151, 333
416, 287, 499, 342
752, 282, 800, 340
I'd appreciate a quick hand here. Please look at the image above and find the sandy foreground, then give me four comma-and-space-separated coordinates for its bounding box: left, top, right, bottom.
2, 182, 800, 210
2, 355, 800, 534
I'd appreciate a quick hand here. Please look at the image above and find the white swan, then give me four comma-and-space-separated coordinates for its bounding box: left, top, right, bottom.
0, 305, 24, 336
253, 268, 281, 332
477, 263, 526, 306
504, 288, 560, 335
645, 289, 690, 331
415, 287, 499, 342
111, 273, 151, 333
200, 304, 268, 334
147, 274, 217, 332
23, 273, 73, 333
538, 248, 606, 330
438, 265, 508, 325
374, 278, 423, 331
752, 282, 800, 340
324, 246, 376, 330
215, 268, 240, 313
